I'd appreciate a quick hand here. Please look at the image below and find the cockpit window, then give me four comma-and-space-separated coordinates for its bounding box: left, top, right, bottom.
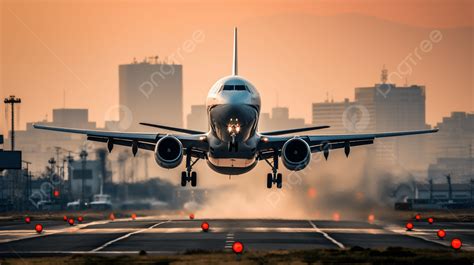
234, 85, 247, 91
220, 84, 248, 91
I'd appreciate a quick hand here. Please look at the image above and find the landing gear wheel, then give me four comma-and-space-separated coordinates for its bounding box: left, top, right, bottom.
267, 173, 273, 189
181, 171, 187, 187
191, 171, 197, 187
276, 173, 282, 189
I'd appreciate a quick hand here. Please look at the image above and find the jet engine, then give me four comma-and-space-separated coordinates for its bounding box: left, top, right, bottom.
281, 138, 311, 171
154, 136, 183, 169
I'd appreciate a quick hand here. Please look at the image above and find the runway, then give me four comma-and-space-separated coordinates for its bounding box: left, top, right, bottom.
0, 217, 472, 256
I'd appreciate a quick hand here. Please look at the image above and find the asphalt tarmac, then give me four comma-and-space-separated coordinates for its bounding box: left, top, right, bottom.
0, 217, 472, 257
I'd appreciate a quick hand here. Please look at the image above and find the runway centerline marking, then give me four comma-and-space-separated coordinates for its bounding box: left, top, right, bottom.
90, 220, 171, 253
308, 220, 345, 249
224, 232, 235, 249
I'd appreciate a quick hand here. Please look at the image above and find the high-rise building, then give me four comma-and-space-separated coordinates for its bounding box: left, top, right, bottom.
310, 68, 430, 172
427, 112, 474, 182
119, 60, 183, 131
14, 109, 97, 173
259, 107, 306, 132
430, 112, 473, 159
354, 80, 429, 171
312, 98, 358, 134
186, 105, 208, 132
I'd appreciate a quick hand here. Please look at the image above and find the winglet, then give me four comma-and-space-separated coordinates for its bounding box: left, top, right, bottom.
232, 27, 238, 76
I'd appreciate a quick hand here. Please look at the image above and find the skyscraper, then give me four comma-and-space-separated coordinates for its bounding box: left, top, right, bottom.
355, 79, 429, 171
186, 105, 208, 132
259, 107, 305, 132
119, 59, 183, 132
312, 98, 357, 134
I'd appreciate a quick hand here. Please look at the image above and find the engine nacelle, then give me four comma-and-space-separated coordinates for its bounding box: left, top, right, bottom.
154, 136, 183, 169
281, 137, 311, 171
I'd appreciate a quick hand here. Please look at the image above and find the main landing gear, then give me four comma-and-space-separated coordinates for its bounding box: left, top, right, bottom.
181, 171, 197, 187
264, 151, 282, 189
181, 149, 200, 187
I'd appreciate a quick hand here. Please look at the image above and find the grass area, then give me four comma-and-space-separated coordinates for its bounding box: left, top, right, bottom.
1, 247, 473, 265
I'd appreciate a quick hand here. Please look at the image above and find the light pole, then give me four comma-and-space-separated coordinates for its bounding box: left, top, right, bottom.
48, 157, 56, 201
79, 150, 88, 208
4, 95, 21, 151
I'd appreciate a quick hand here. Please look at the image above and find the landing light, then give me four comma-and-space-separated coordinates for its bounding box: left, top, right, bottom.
368, 214, 375, 223
131, 213, 137, 220
189, 213, 195, 220
307, 188, 317, 199
405, 222, 414, 231
437, 229, 446, 239
428, 217, 434, 224
415, 214, 421, 221
35, 224, 43, 233
63, 215, 68, 222
78, 216, 84, 223
451, 238, 462, 250
201, 221, 209, 232
68, 218, 75, 226
232, 241, 244, 254
25, 217, 31, 224
110, 213, 115, 221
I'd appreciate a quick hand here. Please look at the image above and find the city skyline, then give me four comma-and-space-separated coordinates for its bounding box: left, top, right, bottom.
1, 0, 472, 133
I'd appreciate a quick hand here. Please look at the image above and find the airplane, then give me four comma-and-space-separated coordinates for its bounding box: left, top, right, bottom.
34, 28, 438, 189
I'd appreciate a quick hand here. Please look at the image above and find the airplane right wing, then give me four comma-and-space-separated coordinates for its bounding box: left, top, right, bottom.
257, 128, 438, 159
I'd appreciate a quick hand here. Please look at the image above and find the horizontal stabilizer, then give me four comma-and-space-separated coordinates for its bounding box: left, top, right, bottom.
260, 125, 330, 136
139, 122, 205, 135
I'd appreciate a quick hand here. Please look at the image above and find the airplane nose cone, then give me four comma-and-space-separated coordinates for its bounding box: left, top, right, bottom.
209, 104, 257, 142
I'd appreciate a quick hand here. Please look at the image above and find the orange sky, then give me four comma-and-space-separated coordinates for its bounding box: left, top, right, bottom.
1, 0, 473, 132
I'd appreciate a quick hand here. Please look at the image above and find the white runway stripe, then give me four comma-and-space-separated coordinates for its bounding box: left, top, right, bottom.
308, 220, 345, 249
224, 232, 235, 250
90, 220, 171, 252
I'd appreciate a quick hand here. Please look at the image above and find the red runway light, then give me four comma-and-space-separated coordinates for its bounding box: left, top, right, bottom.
437, 229, 446, 239
25, 217, 31, 224
189, 213, 195, 220
415, 214, 421, 221
428, 217, 434, 224
63, 215, 68, 222
131, 213, 137, 220
201, 221, 209, 232
406, 222, 414, 231
68, 218, 75, 226
35, 224, 43, 233
53, 190, 60, 198
232, 241, 244, 254
368, 214, 375, 223
451, 238, 462, 250
77, 216, 83, 223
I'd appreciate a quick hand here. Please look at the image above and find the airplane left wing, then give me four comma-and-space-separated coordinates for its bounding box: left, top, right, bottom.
33, 124, 208, 156
257, 128, 438, 159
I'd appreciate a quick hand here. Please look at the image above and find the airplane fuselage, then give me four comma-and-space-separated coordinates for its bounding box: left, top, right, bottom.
205, 75, 262, 175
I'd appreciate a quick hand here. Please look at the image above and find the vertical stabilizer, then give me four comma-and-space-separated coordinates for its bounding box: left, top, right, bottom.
232, 27, 238, 76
